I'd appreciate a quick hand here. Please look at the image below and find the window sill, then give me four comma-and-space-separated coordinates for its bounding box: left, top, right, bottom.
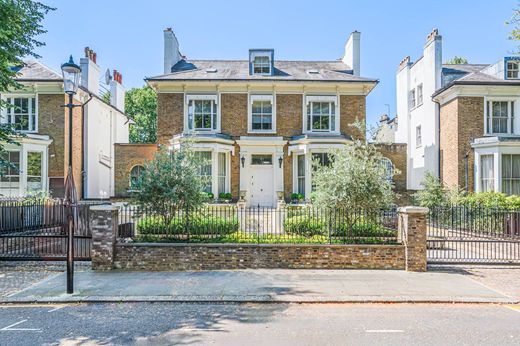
247, 130, 277, 135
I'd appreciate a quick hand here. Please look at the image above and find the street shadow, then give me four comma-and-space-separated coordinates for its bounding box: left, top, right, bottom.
45, 302, 290, 345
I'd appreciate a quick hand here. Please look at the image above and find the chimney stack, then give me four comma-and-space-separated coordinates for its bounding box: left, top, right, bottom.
342, 31, 361, 76
164, 27, 182, 74
110, 69, 125, 112
80, 47, 100, 95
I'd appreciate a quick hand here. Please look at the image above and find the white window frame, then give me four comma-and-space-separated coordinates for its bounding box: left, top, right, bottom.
184, 94, 219, 133
480, 154, 495, 192
409, 89, 416, 110
484, 98, 516, 135
303, 95, 339, 134
0, 94, 38, 133
417, 84, 423, 107
252, 56, 271, 75
416, 125, 422, 148
507, 60, 520, 79
248, 94, 276, 133
501, 154, 520, 195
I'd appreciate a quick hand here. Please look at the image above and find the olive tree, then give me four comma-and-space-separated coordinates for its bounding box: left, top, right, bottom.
311, 122, 398, 214
131, 143, 208, 224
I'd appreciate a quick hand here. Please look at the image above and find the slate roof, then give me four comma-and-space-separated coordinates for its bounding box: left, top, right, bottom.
434, 63, 520, 97
147, 60, 377, 83
12, 60, 62, 81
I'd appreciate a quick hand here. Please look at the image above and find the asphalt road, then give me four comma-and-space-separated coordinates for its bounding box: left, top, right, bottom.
0, 303, 519, 345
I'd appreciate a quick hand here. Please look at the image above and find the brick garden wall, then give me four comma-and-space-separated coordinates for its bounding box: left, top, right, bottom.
113, 143, 158, 197
113, 243, 406, 270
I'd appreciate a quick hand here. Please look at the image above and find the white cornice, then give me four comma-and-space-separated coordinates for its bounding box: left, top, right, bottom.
433, 84, 520, 105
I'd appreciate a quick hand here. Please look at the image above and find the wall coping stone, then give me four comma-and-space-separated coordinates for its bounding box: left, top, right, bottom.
90, 205, 119, 211
398, 206, 429, 214
116, 243, 404, 249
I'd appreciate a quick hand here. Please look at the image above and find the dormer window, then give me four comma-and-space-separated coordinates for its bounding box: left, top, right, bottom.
253, 56, 270, 74
249, 49, 274, 76
507, 61, 520, 79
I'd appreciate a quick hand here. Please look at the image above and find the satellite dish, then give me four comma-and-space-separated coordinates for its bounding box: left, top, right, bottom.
104, 68, 112, 85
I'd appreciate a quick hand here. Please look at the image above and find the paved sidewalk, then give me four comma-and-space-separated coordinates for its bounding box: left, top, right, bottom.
1, 268, 517, 304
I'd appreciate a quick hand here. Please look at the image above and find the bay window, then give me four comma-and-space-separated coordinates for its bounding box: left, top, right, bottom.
186, 95, 218, 132
305, 96, 338, 133
480, 155, 494, 192
297, 154, 305, 195
217, 152, 227, 195
0, 151, 20, 195
26, 151, 43, 192
2, 96, 37, 132
486, 100, 514, 134
502, 154, 520, 195
195, 151, 213, 193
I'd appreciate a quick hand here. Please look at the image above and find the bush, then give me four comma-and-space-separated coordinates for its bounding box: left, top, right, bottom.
137, 214, 238, 235
218, 192, 232, 200
284, 215, 326, 237
333, 222, 395, 238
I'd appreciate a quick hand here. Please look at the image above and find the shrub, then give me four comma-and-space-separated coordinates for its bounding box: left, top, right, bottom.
333, 222, 395, 238
413, 172, 447, 208
137, 214, 238, 236
218, 192, 232, 200
284, 215, 326, 237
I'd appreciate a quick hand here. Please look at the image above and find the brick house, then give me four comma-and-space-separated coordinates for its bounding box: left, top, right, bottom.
397, 29, 520, 195
116, 28, 407, 206
0, 49, 130, 199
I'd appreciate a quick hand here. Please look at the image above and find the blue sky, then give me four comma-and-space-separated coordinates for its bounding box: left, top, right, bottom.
38, 0, 517, 125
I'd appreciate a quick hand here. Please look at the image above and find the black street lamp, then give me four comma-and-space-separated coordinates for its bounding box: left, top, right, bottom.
61, 56, 82, 294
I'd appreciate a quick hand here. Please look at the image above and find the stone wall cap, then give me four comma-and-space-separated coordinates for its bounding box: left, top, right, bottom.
398, 206, 429, 214
90, 204, 119, 211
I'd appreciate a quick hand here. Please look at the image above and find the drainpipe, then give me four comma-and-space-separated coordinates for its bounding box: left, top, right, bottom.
80, 93, 93, 200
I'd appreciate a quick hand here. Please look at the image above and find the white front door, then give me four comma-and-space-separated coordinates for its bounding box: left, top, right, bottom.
249, 154, 274, 207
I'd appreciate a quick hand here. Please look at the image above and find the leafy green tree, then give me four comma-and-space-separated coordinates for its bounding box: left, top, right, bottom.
413, 172, 447, 208
311, 121, 397, 213
445, 56, 468, 64
131, 143, 208, 224
125, 86, 157, 143
0, 0, 53, 170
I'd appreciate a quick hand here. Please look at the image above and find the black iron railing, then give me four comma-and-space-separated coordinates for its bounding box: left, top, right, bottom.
117, 204, 399, 245
427, 205, 520, 263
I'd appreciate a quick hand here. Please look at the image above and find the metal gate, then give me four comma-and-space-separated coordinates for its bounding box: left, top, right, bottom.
0, 200, 92, 261
427, 206, 520, 264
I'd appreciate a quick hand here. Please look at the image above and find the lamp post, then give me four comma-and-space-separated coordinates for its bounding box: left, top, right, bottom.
61, 56, 82, 294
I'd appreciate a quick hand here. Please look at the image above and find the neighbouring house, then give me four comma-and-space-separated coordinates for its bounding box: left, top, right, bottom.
0, 48, 130, 198
374, 114, 397, 143
115, 27, 407, 206
396, 28, 520, 195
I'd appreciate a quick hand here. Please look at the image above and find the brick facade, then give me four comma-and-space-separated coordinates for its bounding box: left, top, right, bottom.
90, 205, 118, 270
375, 143, 408, 204
114, 144, 158, 197
146, 91, 371, 202
157, 93, 183, 145
37, 94, 67, 196
440, 96, 484, 191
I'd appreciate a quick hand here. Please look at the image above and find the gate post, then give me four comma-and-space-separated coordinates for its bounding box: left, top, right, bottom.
398, 206, 428, 272
90, 205, 119, 270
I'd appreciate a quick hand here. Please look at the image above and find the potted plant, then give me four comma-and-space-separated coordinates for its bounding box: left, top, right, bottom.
219, 192, 232, 203
291, 193, 304, 204
207, 192, 214, 201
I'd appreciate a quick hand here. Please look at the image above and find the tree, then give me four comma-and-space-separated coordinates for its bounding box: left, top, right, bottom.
412, 172, 447, 208
508, 7, 520, 51
131, 143, 208, 224
0, 0, 54, 168
445, 56, 468, 64
311, 121, 398, 214
125, 86, 157, 143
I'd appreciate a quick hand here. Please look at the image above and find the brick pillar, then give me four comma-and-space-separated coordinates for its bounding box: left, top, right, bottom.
90, 205, 119, 270
398, 206, 428, 272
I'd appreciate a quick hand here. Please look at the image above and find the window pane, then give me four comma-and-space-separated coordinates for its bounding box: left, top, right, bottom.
27, 151, 42, 191
251, 155, 272, 165
297, 155, 305, 195
218, 152, 226, 194
195, 151, 212, 193
481, 155, 494, 192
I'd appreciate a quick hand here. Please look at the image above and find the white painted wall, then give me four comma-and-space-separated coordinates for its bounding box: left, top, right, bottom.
83, 98, 129, 199
395, 32, 442, 190
342, 31, 361, 76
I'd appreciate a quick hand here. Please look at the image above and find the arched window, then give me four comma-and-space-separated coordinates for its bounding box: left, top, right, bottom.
380, 158, 393, 183
129, 165, 144, 188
